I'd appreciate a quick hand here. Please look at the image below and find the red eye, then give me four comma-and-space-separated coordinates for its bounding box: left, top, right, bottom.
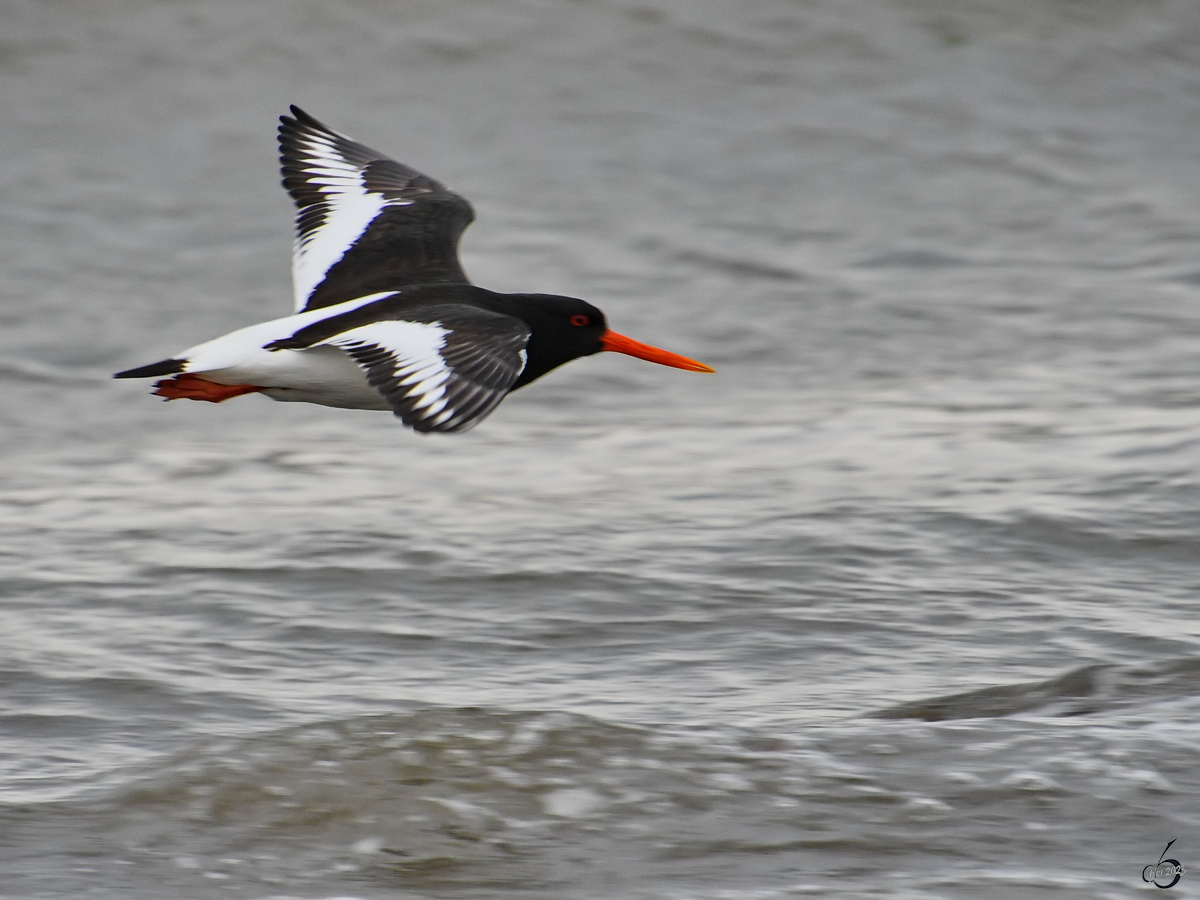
570, 315, 590, 327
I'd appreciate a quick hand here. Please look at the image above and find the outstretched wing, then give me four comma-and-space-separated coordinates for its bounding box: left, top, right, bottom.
312, 305, 530, 433
279, 106, 475, 313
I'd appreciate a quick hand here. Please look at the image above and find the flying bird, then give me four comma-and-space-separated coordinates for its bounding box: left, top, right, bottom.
114, 106, 713, 433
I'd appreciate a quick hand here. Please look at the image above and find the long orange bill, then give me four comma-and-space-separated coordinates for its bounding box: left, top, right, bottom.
600, 331, 715, 373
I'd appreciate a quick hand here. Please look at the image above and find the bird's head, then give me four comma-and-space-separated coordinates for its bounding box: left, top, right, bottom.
507, 294, 714, 388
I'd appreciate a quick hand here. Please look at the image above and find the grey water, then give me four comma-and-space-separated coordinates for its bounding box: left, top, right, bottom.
2, 1, 1199, 897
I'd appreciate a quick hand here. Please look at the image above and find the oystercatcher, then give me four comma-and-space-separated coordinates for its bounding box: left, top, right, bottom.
114, 106, 713, 433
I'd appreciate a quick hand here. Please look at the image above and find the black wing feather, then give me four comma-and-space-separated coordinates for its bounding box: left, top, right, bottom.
320, 305, 530, 434
279, 106, 476, 312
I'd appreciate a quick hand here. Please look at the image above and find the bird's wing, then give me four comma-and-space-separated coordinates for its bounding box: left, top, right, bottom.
305, 305, 530, 433
279, 106, 475, 313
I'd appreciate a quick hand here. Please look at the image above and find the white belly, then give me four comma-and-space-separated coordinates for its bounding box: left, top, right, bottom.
203, 345, 391, 410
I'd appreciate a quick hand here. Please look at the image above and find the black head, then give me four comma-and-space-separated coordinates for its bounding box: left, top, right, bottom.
489, 291, 715, 389
498, 294, 609, 387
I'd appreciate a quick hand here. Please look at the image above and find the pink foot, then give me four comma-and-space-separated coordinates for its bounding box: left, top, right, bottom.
153, 374, 264, 403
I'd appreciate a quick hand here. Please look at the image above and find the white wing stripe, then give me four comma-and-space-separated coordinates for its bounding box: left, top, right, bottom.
420, 396, 450, 418
319, 320, 454, 420
288, 134, 414, 310
397, 362, 445, 387
409, 374, 448, 402
306, 311, 528, 433
291, 182, 387, 309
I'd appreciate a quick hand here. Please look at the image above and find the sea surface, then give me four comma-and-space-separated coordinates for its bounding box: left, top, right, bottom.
2, 1, 1200, 897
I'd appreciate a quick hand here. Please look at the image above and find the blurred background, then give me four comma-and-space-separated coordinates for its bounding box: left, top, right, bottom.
2, 1, 1199, 897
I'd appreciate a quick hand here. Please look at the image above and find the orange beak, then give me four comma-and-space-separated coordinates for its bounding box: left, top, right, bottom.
600, 331, 715, 373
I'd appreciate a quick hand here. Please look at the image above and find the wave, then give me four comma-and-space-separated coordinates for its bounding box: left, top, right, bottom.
4, 708, 802, 891
872, 656, 1200, 720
